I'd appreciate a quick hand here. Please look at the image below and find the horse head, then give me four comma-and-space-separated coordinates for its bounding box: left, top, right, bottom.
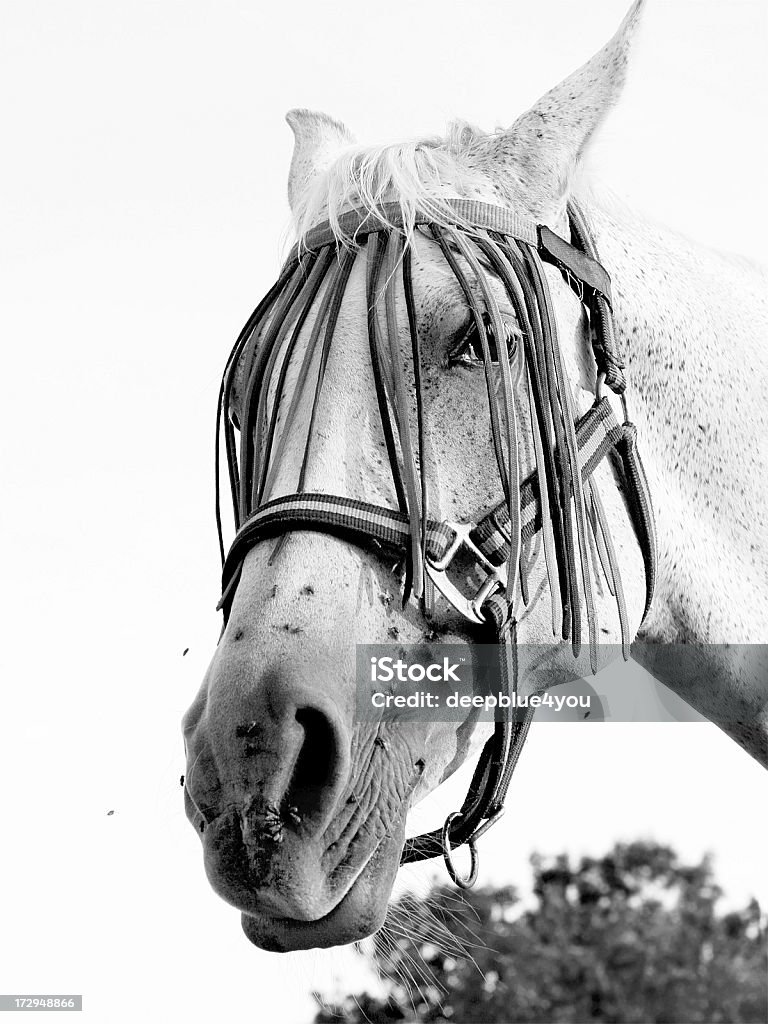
183, 0, 651, 951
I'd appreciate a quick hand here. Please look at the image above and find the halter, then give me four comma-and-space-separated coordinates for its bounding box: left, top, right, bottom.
214, 197, 657, 888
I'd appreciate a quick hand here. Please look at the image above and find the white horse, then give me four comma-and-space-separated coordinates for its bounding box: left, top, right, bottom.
183, 0, 767, 952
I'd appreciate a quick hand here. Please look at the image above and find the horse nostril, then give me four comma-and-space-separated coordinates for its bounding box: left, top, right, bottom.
288, 706, 342, 817
229, 685, 349, 833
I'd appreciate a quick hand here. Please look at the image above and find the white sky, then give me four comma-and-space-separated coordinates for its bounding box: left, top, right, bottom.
1, 2, 766, 1022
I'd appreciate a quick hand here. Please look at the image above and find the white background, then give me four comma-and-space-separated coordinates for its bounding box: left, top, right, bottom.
1, 1, 766, 1022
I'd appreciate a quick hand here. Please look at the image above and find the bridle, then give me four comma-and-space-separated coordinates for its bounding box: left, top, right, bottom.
213, 197, 657, 888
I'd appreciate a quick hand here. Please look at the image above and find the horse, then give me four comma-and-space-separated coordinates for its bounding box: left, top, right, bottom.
182, 0, 768, 953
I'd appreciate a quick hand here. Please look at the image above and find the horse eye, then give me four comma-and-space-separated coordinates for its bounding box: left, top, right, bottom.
446, 320, 483, 367
446, 313, 515, 368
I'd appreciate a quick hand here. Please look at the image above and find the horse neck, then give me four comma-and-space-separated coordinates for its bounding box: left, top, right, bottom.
576, 190, 768, 646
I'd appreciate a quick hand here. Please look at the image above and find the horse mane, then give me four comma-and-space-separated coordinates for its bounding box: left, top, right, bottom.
291, 121, 497, 248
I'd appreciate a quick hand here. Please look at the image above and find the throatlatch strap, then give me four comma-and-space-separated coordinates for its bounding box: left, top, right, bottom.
612, 423, 657, 622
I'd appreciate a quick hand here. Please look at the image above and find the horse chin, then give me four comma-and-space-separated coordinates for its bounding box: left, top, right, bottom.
238, 829, 404, 952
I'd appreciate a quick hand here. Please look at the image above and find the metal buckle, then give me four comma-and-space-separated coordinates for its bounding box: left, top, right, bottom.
425, 521, 508, 625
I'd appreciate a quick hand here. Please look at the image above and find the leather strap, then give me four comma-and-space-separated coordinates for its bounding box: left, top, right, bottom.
612, 423, 657, 622
218, 398, 628, 617
537, 224, 613, 307
568, 201, 627, 394
469, 397, 624, 568
290, 198, 539, 258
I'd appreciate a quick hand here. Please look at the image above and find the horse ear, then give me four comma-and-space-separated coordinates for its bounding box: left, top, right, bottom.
286, 109, 356, 212
479, 0, 646, 219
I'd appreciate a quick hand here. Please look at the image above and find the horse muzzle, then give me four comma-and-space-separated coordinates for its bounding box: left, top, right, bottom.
182, 662, 407, 949
192, 799, 404, 950
238, 827, 405, 951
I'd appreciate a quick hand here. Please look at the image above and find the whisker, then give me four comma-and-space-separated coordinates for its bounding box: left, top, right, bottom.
182, 749, 207, 823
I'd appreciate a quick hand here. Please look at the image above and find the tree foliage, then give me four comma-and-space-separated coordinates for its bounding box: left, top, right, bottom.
314, 842, 766, 1024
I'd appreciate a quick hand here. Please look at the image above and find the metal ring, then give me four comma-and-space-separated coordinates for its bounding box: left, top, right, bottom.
441, 811, 479, 889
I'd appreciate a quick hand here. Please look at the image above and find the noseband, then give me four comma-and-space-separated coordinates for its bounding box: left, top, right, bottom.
214, 198, 656, 887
